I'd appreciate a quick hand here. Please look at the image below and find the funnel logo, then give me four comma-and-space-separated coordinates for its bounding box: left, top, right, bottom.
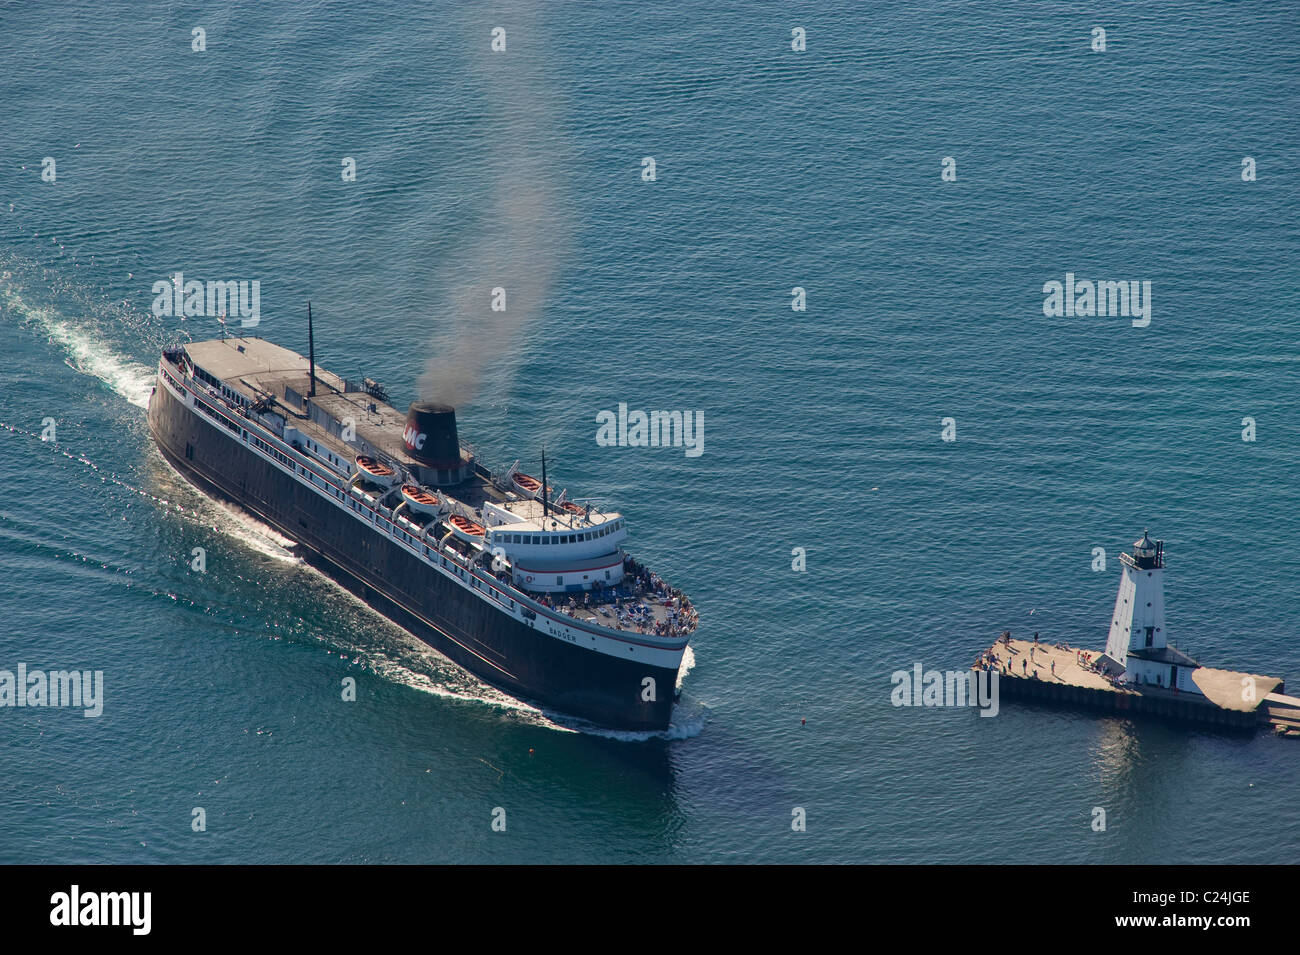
151, 272, 261, 328
403, 424, 426, 451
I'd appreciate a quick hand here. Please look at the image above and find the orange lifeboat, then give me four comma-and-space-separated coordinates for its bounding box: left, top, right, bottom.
447, 514, 486, 540
355, 454, 397, 487
512, 471, 542, 496
401, 483, 441, 516
561, 501, 585, 516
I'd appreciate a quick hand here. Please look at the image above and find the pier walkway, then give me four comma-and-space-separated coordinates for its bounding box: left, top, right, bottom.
976, 637, 1290, 734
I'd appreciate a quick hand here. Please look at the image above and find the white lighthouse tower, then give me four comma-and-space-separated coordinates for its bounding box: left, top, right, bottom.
1101, 531, 1201, 693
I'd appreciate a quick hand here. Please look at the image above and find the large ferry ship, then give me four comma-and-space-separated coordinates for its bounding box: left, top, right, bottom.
146, 333, 696, 730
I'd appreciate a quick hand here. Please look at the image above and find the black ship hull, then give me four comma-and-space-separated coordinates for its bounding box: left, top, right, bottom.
148, 380, 680, 731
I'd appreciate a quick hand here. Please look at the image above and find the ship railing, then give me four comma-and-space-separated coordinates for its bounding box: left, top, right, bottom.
431, 533, 695, 641
194, 382, 688, 644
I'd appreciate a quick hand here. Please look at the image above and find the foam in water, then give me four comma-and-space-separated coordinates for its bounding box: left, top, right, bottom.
0, 276, 155, 409
677, 645, 696, 689
552, 696, 709, 742
151, 450, 301, 563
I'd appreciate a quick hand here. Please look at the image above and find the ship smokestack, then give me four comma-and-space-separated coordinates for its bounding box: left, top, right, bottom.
403, 402, 468, 484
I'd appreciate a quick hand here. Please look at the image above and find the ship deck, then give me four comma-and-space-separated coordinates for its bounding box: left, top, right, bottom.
180, 338, 507, 506
439, 531, 694, 637
167, 340, 698, 641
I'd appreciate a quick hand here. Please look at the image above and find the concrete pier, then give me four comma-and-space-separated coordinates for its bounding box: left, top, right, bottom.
975, 637, 1293, 734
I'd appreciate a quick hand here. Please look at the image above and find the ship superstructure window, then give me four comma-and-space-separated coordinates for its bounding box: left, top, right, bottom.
192, 365, 220, 388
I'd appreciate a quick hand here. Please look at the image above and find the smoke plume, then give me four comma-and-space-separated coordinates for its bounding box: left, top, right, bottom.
418, 5, 570, 407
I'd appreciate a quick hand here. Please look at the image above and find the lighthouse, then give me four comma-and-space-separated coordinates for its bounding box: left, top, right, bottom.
1100, 531, 1202, 693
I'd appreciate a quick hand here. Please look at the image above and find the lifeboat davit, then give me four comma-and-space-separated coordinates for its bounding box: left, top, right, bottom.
447, 514, 486, 541
512, 471, 543, 496
355, 454, 397, 487
401, 483, 441, 516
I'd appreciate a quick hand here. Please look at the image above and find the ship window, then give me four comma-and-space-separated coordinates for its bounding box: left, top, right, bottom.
556, 576, 563, 585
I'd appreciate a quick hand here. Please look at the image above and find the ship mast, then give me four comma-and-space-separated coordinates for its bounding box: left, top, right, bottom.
307, 301, 317, 398
541, 447, 550, 518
